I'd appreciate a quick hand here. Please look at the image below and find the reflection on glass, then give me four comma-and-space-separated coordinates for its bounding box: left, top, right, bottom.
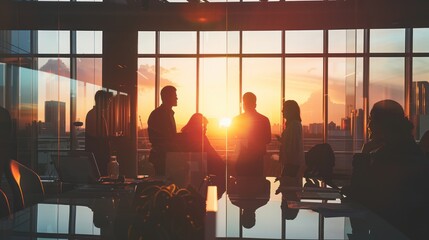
328, 58, 364, 163
369, 57, 404, 108
138, 31, 156, 54
243, 58, 281, 135
75, 206, 101, 235
411, 57, 429, 139
37, 58, 71, 134
242, 31, 282, 54
285, 58, 323, 149
0, 30, 31, 54
137, 58, 156, 130
76, 31, 102, 54
37, 31, 70, 54
329, 29, 363, 53
370, 29, 405, 53
160, 32, 196, 54
413, 28, 429, 53
37, 204, 69, 234
159, 58, 196, 128
76, 58, 102, 131
200, 31, 239, 54
286, 30, 323, 53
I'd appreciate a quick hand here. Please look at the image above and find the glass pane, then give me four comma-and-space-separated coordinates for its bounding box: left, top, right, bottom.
37, 31, 70, 54
76, 58, 102, 151
242, 58, 281, 176
328, 57, 364, 174
286, 30, 323, 53
37, 204, 69, 234
242, 31, 282, 54
370, 29, 405, 53
37, 57, 71, 175
200, 31, 239, 54
160, 32, 196, 54
75, 206, 101, 235
329, 29, 363, 53
285, 58, 323, 149
0, 30, 31, 54
369, 57, 404, 108
413, 28, 429, 53
199, 57, 239, 163
411, 57, 429, 139
76, 31, 102, 54
159, 58, 196, 128
137, 58, 155, 175
138, 31, 156, 54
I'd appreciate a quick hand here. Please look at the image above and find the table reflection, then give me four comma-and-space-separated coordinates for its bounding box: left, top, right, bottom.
216, 177, 349, 240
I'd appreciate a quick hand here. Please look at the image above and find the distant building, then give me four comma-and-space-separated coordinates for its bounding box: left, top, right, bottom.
341, 117, 351, 131
309, 123, 323, 135
44, 100, 66, 137
411, 81, 429, 139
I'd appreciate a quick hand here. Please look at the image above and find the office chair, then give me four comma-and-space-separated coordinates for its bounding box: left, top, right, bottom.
0, 188, 10, 218
5, 160, 45, 212
304, 143, 336, 187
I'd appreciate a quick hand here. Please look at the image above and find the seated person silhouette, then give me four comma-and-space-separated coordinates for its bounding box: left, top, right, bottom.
85, 90, 112, 176
347, 99, 429, 239
227, 177, 270, 229
177, 113, 226, 197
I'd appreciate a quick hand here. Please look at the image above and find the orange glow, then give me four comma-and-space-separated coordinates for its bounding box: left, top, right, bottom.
219, 117, 231, 128
206, 186, 218, 212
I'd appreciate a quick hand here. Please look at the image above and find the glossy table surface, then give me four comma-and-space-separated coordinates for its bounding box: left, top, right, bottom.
0, 177, 359, 240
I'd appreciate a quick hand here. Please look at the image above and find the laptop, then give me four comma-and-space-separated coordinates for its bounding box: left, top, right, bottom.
53, 152, 102, 185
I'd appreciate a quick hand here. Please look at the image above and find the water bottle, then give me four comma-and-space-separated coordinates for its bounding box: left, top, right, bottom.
108, 156, 120, 180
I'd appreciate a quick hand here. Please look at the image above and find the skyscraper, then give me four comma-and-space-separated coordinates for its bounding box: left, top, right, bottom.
45, 100, 66, 137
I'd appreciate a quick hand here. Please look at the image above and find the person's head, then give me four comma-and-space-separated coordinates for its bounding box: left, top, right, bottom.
242, 92, 257, 112
241, 209, 256, 229
181, 113, 208, 135
160, 85, 177, 107
283, 100, 301, 122
94, 90, 112, 109
368, 99, 413, 142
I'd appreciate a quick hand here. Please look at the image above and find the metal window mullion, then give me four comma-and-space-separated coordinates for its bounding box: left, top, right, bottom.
323, 29, 328, 144
405, 28, 413, 117
363, 29, 370, 142
196, 31, 200, 113
155, 31, 160, 108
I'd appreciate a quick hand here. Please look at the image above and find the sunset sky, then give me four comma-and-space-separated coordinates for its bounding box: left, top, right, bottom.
33, 29, 429, 134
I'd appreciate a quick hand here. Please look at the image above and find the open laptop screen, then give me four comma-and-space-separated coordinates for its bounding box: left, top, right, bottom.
53, 152, 101, 184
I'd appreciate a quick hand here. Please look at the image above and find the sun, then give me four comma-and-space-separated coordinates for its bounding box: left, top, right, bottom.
219, 117, 232, 128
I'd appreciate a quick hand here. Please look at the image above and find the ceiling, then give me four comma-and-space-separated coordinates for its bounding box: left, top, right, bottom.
1, 0, 429, 31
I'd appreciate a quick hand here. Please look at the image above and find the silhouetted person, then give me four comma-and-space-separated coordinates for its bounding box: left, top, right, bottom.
348, 99, 429, 239
147, 86, 178, 176
180, 113, 226, 177
231, 92, 271, 176
228, 177, 270, 229
279, 100, 305, 179
85, 90, 112, 176
0, 106, 12, 182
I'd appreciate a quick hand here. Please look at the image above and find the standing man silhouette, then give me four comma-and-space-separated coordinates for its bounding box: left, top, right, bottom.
231, 92, 271, 176
147, 85, 178, 176
85, 90, 112, 176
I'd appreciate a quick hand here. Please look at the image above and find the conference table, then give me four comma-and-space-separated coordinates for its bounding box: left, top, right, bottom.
0, 176, 366, 240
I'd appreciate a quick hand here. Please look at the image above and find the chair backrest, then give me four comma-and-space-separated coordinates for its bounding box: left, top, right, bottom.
5, 160, 45, 212
0, 188, 11, 218
305, 143, 335, 181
